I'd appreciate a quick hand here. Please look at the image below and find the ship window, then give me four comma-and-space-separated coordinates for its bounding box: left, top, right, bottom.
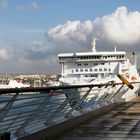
94, 69, 97, 72
80, 69, 83, 72
90, 68, 93, 72
103, 56, 107, 59
101, 63, 104, 65
85, 63, 88, 66
85, 69, 88, 72
109, 68, 111, 71
72, 70, 74, 73
94, 63, 98, 66
101, 74, 104, 77
78, 64, 81, 66
91, 74, 98, 77
99, 68, 102, 71
76, 69, 79, 72
104, 68, 107, 71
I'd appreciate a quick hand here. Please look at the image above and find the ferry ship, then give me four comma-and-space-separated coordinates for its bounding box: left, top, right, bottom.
58, 39, 140, 101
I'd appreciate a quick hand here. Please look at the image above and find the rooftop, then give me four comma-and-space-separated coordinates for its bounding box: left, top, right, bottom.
58, 51, 126, 57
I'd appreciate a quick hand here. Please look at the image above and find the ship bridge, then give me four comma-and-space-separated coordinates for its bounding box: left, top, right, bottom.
0, 80, 140, 140
58, 51, 127, 63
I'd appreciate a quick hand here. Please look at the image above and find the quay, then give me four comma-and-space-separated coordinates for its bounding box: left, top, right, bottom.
0, 82, 140, 140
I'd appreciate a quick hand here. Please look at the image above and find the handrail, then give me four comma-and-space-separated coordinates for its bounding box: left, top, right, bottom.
0, 81, 139, 95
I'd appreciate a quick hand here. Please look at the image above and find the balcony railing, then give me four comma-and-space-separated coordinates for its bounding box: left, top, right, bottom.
0, 82, 140, 139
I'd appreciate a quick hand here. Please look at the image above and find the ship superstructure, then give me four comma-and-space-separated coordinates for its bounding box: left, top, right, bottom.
58, 39, 139, 85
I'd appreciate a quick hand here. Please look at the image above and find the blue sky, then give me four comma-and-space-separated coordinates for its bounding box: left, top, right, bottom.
0, 0, 140, 73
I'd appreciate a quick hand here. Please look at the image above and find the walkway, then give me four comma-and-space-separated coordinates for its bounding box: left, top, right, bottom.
58, 97, 140, 140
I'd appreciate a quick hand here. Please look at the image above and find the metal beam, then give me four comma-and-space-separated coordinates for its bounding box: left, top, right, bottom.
65, 87, 93, 117
44, 98, 69, 126
0, 82, 138, 95
0, 92, 19, 122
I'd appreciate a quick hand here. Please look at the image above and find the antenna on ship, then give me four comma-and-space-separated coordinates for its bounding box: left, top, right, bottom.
114, 45, 117, 52
91, 38, 99, 52
131, 51, 137, 66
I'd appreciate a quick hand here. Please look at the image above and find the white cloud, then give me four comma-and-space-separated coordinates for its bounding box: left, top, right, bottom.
32, 41, 43, 52
0, 0, 8, 10
31, 1, 40, 10
17, 1, 40, 12
47, 20, 94, 48
47, 6, 140, 47
0, 48, 10, 60
97, 6, 140, 44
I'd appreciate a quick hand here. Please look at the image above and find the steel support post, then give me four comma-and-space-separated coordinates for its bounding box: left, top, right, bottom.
15, 94, 51, 138
0, 92, 19, 122
65, 87, 92, 117
107, 84, 124, 100
44, 98, 69, 126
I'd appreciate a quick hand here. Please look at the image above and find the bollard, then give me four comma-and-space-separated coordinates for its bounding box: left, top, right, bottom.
0, 132, 10, 140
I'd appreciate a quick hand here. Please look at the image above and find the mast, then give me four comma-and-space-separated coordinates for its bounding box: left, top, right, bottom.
114, 46, 117, 52
91, 38, 99, 52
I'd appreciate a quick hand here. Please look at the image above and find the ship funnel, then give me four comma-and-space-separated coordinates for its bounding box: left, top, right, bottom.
131, 51, 137, 66
91, 38, 99, 52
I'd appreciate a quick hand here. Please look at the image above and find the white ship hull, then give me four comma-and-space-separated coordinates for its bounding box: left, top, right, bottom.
58, 39, 140, 105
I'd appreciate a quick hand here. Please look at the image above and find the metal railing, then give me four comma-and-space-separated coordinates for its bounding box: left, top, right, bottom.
0, 82, 140, 139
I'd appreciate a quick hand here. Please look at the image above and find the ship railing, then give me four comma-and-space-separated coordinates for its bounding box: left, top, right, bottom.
0, 82, 140, 139
75, 57, 127, 62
